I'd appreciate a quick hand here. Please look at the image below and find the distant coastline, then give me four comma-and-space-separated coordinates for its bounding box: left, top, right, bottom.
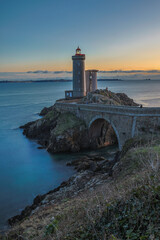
0, 79, 123, 83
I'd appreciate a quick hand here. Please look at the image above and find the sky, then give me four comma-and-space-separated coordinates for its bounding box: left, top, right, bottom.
0, 0, 160, 74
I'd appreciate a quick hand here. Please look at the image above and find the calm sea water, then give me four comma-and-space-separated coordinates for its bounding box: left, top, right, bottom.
0, 80, 160, 230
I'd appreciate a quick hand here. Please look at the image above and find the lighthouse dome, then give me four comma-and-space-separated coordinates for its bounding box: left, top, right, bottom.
76, 46, 81, 55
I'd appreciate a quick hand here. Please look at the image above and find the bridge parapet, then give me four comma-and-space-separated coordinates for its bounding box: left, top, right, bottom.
55, 102, 160, 116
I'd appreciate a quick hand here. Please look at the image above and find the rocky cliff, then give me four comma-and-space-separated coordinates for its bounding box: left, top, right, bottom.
20, 89, 139, 153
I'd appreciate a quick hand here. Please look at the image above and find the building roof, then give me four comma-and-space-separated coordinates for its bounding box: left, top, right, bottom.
76, 46, 81, 51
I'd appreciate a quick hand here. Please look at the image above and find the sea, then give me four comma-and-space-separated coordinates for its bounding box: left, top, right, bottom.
0, 79, 160, 231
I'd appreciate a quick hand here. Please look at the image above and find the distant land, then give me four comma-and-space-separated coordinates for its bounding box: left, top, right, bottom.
0, 79, 123, 83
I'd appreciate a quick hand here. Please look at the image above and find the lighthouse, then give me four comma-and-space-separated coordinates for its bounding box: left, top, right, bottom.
65, 47, 98, 99
72, 47, 86, 97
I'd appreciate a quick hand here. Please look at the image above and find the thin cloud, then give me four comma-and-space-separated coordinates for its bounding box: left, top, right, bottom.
27, 70, 72, 74
54, 71, 72, 74
27, 70, 49, 74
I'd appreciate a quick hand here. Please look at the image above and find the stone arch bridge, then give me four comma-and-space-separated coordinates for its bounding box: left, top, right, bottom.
55, 102, 160, 150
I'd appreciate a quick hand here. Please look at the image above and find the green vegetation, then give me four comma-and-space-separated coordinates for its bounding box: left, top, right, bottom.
44, 109, 60, 121
117, 137, 160, 179
63, 138, 160, 240
99, 184, 160, 239
53, 112, 86, 136
69, 184, 160, 240
120, 137, 147, 158
44, 217, 60, 236
3, 136, 160, 240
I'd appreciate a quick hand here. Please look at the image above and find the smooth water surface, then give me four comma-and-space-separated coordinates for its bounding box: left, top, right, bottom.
0, 80, 160, 230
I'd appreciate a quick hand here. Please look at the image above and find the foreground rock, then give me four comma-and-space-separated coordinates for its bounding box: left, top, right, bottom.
8, 152, 120, 226
20, 90, 139, 154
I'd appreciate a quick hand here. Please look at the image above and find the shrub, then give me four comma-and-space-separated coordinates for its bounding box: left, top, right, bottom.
97, 185, 160, 239
44, 217, 59, 236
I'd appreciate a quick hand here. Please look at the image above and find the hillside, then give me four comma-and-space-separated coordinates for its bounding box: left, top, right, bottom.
3, 136, 160, 240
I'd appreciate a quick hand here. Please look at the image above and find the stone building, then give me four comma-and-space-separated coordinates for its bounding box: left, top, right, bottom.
86, 70, 98, 93
65, 47, 98, 99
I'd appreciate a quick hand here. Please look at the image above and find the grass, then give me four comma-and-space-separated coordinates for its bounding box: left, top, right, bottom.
2, 136, 160, 240
44, 109, 60, 121
53, 112, 86, 136
71, 184, 160, 240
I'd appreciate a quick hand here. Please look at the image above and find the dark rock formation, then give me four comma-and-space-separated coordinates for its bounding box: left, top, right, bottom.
39, 105, 55, 116
20, 90, 138, 153
21, 111, 117, 153
80, 89, 139, 106
21, 109, 90, 153
116, 92, 138, 106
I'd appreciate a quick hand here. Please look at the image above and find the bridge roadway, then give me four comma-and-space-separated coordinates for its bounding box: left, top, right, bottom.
55, 102, 160, 150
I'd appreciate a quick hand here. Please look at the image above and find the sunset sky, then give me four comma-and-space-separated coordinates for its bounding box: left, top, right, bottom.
0, 0, 160, 73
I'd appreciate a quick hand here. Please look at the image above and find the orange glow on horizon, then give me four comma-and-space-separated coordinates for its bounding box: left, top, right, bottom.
0, 53, 160, 73
1, 62, 160, 73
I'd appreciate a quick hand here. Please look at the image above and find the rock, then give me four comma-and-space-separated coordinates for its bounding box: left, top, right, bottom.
37, 146, 43, 149
66, 155, 108, 173
89, 162, 98, 171
33, 195, 44, 205
76, 162, 90, 172
20, 90, 139, 154
116, 93, 139, 106
39, 106, 55, 116
80, 89, 139, 106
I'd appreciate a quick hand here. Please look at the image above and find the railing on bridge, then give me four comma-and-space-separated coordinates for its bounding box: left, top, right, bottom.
55, 102, 160, 117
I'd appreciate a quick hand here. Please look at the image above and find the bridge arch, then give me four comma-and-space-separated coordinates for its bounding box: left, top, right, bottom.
88, 115, 121, 150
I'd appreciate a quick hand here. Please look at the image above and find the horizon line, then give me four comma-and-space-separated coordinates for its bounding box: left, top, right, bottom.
1, 69, 160, 74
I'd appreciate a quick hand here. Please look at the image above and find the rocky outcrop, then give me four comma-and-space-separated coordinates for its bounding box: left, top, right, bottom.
80, 89, 139, 106
20, 90, 138, 154
39, 105, 55, 116
21, 109, 90, 153
21, 112, 117, 153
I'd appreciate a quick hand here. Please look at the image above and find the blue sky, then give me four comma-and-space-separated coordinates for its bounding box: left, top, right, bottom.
0, 0, 160, 72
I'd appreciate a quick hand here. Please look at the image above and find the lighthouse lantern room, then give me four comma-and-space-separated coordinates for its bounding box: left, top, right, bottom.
76, 46, 81, 55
